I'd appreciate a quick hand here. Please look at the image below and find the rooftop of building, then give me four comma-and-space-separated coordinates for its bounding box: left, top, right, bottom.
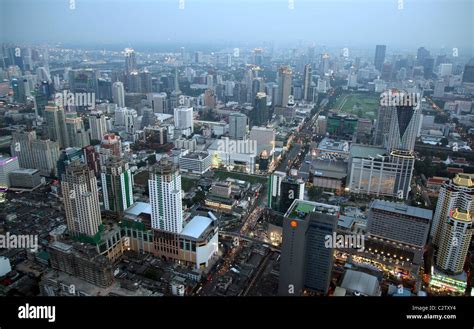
451, 208, 472, 222
370, 199, 433, 220
312, 159, 347, 179
180, 216, 215, 240
124, 202, 152, 217
453, 173, 474, 187
340, 269, 381, 296
10, 168, 39, 175
317, 138, 350, 153
181, 152, 210, 160
349, 144, 387, 159
284, 199, 340, 220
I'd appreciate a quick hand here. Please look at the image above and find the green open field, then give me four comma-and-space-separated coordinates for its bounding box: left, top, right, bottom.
334, 93, 380, 120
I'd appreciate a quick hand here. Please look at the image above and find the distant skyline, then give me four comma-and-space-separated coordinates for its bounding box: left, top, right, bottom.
2, 0, 473, 54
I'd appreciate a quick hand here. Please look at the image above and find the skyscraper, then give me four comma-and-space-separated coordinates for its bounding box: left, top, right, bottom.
277, 66, 292, 107
279, 211, 337, 296
112, 81, 125, 108
228, 112, 248, 140
44, 103, 68, 148
31, 139, 60, 176
101, 157, 134, 213
124, 48, 137, 74
68, 69, 98, 95
62, 161, 102, 237
174, 106, 194, 137
431, 174, 474, 247
386, 100, 421, 152
148, 159, 183, 233
436, 208, 473, 274
252, 92, 268, 127
374, 45, 386, 72
88, 111, 108, 141
303, 64, 312, 101
65, 113, 90, 148
11, 130, 37, 169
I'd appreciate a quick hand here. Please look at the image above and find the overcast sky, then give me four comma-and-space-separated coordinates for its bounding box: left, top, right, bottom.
1, 0, 473, 52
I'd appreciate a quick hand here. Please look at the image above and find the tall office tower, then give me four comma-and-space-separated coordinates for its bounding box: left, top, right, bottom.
140, 70, 152, 93
148, 159, 183, 233
31, 139, 60, 176
277, 66, 292, 106
36, 66, 51, 83
303, 64, 312, 101
439, 63, 453, 77
374, 104, 392, 146
88, 111, 108, 141
268, 171, 287, 210
431, 174, 474, 247
148, 92, 167, 113
279, 212, 337, 296
100, 134, 122, 164
57, 147, 84, 179
319, 53, 330, 75
436, 209, 473, 274
141, 108, 156, 128
44, 103, 68, 148
68, 69, 98, 94
101, 157, 134, 213
423, 57, 435, 79
65, 113, 90, 148
61, 161, 102, 237
461, 58, 474, 90
112, 81, 125, 107
174, 67, 181, 93
174, 106, 194, 136
11, 78, 27, 103
367, 200, 432, 268
11, 130, 37, 169
374, 45, 386, 72
229, 112, 248, 140
83, 145, 101, 175
252, 92, 268, 127
390, 150, 415, 200
253, 48, 263, 66
279, 178, 305, 213
416, 47, 430, 66
97, 78, 112, 101
386, 103, 421, 152
0, 156, 20, 188
124, 48, 137, 74
127, 71, 141, 92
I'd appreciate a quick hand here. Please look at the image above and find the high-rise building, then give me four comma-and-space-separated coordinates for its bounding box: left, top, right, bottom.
249, 126, 275, 156
174, 106, 194, 137
431, 174, 474, 247
417, 47, 430, 66
268, 171, 286, 210
65, 113, 90, 148
101, 157, 134, 213
148, 92, 167, 113
367, 200, 432, 268
62, 161, 102, 237
228, 112, 247, 140
252, 92, 268, 127
57, 147, 84, 180
88, 111, 108, 141
112, 81, 125, 108
11, 130, 37, 169
148, 159, 183, 233
279, 178, 305, 213
277, 66, 292, 107
374, 45, 386, 72
0, 156, 20, 188
124, 48, 137, 74
68, 69, 98, 95
31, 139, 60, 176
44, 103, 68, 148
436, 208, 473, 274
303, 64, 312, 101
385, 98, 421, 152
279, 210, 338, 296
